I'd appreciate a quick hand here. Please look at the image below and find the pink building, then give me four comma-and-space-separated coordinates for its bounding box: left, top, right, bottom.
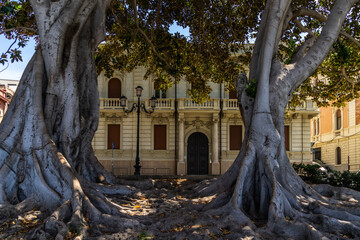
0, 86, 14, 122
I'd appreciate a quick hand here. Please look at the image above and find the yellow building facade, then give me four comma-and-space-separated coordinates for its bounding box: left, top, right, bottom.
93, 67, 318, 175
312, 99, 360, 172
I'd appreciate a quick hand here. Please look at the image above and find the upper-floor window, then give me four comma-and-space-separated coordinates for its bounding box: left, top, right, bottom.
336, 109, 341, 130
228, 89, 237, 99
154, 81, 167, 99
313, 119, 317, 136
108, 78, 122, 98
313, 118, 320, 136
317, 119, 320, 135
336, 147, 341, 165
155, 89, 167, 99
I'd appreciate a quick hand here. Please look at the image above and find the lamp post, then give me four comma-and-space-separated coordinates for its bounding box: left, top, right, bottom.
120, 86, 157, 175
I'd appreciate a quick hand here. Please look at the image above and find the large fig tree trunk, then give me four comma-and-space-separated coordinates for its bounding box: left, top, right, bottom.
0, 1, 134, 238
199, 0, 360, 238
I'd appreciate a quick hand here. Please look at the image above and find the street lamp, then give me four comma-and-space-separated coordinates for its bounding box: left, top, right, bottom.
120, 86, 157, 175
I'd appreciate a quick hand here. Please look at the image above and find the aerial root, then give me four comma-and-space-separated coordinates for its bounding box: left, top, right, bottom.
269, 217, 327, 240
83, 187, 128, 217
203, 199, 254, 232
82, 194, 141, 232
266, 180, 360, 239
26, 180, 138, 239
87, 181, 134, 195
202, 191, 231, 211
0, 195, 41, 221
313, 184, 360, 202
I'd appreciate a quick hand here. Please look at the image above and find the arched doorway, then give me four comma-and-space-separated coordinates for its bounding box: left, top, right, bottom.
108, 78, 121, 98
187, 132, 209, 175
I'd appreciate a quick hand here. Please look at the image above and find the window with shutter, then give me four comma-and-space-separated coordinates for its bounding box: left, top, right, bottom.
108, 78, 121, 98
317, 119, 320, 135
107, 124, 120, 149
154, 125, 166, 150
336, 147, 341, 165
229, 89, 237, 99
313, 120, 317, 136
284, 125, 290, 151
230, 125, 242, 150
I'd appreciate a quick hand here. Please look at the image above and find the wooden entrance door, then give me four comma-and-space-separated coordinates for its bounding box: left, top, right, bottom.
187, 132, 209, 175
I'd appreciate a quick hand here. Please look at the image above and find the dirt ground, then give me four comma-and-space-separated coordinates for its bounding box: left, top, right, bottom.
0, 177, 283, 240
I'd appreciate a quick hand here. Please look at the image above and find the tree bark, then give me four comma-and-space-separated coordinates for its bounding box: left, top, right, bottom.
0, 1, 134, 238
199, 0, 360, 238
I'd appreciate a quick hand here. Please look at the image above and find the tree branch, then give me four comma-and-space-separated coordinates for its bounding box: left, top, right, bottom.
290, 36, 316, 63
251, 0, 291, 113
131, 0, 171, 69
288, 0, 358, 90
340, 31, 360, 48
0, 27, 38, 35
4, 37, 18, 55
293, 7, 360, 48
292, 19, 316, 38
0, 63, 9, 73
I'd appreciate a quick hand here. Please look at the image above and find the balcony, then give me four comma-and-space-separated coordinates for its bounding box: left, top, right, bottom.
99, 98, 239, 111
287, 99, 319, 116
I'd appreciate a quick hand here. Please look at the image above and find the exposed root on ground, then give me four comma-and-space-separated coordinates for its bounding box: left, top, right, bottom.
196, 136, 360, 240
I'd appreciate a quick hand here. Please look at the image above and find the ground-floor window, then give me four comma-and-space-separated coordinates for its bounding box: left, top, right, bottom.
314, 147, 321, 161
230, 125, 242, 150
336, 147, 341, 165
107, 124, 120, 149
154, 125, 167, 150
284, 125, 290, 151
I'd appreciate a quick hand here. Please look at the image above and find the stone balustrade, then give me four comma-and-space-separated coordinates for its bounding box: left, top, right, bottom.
99, 98, 240, 111
99, 98, 317, 113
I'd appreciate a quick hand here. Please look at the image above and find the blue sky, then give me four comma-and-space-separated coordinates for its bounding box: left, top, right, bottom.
0, 25, 189, 81
0, 36, 36, 80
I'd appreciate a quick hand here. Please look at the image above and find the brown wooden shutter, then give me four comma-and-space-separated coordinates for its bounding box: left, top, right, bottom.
356, 99, 360, 125
230, 125, 242, 150
284, 126, 290, 151
317, 119, 320, 135
108, 124, 120, 149
108, 78, 121, 98
229, 89, 237, 99
154, 125, 166, 150
336, 147, 341, 165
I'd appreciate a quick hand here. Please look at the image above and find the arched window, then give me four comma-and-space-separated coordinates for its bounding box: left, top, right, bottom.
336, 109, 341, 130
229, 89, 237, 99
154, 81, 167, 99
336, 147, 341, 165
108, 78, 121, 98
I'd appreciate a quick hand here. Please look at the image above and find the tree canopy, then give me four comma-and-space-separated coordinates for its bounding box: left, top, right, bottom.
0, 0, 36, 70
96, 0, 360, 106
1, 1, 360, 239
96, 0, 262, 101
1, 0, 359, 106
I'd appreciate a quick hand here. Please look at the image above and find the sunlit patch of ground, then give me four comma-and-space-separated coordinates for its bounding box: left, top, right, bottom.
0, 177, 262, 239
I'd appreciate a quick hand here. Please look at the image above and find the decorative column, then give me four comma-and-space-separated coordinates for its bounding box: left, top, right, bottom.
177, 114, 186, 175
212, 114, 220, 175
